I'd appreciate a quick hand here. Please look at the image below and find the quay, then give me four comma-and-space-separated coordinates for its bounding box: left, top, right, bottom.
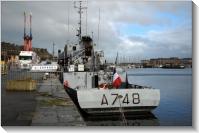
31, 77, 85, 126
1, 71, 85, 126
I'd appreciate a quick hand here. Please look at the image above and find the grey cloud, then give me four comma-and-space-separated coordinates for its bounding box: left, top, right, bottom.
1, 1, 192, 61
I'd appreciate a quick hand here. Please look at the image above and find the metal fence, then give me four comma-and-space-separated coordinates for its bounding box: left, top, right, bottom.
1, 65, 64, 91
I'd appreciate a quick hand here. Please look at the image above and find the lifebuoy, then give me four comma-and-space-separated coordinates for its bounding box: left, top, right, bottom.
64, 80, 69, 89
99, 83, 108, 90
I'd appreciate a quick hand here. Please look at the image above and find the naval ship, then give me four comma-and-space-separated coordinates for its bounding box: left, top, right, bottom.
58, 1, 160, 115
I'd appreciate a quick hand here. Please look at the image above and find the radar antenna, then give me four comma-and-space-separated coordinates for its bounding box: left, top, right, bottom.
74, 1, 87, 44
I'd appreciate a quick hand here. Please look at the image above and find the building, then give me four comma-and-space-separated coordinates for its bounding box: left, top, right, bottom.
141, 57, 192, 68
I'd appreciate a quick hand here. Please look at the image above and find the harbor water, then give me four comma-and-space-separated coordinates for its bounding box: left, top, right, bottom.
127, 68, 192, 126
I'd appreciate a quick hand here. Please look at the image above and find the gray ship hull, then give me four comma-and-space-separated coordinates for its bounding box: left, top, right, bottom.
65, 87, 160, 115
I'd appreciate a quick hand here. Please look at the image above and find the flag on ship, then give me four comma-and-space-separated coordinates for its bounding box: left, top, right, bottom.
112, 68, 122, 89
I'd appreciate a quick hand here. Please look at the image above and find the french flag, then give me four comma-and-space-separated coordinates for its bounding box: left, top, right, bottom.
112, 68, 122, 89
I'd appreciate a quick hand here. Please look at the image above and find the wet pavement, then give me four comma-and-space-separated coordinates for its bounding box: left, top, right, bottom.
1, 71, 85, 126
1, 74, 37, 126
31, 78, 85, 126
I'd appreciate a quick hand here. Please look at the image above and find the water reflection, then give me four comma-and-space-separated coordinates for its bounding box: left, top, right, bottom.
81, 112, 159, 126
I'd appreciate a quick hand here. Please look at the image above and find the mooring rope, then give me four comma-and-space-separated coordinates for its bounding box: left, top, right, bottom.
118, 95, 127, 126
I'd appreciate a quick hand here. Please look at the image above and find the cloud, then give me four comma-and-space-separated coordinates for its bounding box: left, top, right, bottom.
126, 24, 192, 58
1, 1, 192, 62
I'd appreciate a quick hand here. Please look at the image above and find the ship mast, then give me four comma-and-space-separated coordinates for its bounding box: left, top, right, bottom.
74, 1, 87, 44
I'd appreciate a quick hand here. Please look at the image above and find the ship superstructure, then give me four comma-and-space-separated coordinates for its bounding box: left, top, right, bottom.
58, 1, 160, 114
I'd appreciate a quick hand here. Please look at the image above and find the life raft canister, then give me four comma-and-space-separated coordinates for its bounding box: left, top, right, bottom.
64, 80, 69, 89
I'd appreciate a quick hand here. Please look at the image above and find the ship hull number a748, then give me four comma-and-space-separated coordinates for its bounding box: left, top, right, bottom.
101, 93, 140, 106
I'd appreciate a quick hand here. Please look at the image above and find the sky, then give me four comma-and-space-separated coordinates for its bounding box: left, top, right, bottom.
1, 0, 192, 62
